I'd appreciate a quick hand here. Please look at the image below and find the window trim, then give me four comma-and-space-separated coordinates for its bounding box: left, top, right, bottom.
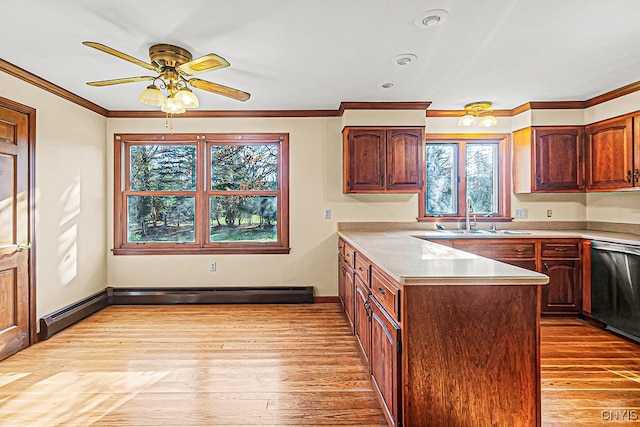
113, 133, 290, 255
418, 133, 511, 222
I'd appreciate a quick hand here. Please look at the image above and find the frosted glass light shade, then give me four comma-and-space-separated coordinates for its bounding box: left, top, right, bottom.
139, 85, 166, 107
478, 115, 498, 127
458, 113, 476, 127
175, 88, 199, 108
161, 95, 186, 114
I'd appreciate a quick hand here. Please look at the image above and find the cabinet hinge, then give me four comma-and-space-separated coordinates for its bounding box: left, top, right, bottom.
397, 340, 402, 354
347, 179, 350, 188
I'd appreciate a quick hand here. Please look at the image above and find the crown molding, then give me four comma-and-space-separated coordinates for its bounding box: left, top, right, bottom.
107, 109, 340, 118
426, 109, 512, 118
0, 58, 108, 116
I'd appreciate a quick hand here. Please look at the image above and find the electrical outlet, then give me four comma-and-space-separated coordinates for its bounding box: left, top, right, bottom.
514, 208, 528, 218
324, 208, 331, 219
210, 262, 216, 272
546, 209, 553, 218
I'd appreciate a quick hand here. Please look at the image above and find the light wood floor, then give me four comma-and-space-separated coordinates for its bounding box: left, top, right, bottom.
0, 304, 638, 426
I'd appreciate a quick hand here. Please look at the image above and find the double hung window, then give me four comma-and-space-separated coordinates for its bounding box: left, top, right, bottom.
114, 133, 289, 254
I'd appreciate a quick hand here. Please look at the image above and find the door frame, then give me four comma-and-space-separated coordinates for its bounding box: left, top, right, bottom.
0, 96, 36, 345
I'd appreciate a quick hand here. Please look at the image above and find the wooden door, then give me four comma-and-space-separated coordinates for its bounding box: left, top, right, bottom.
534, 127, 584, 191
586, 117, 633, 190
386, 128, 423, 191
346, 129, 385, 192
370, 299, 401, 427
0, 102, 33, 360
541, 260, 581, 314
353, 276, 370, 365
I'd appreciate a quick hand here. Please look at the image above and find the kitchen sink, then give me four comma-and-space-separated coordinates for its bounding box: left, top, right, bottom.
437, 229, 492, 235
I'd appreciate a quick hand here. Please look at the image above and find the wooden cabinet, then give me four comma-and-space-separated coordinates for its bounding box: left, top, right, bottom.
586, 115, 639, 190
513, 126, 585, 193
541, 240, 582, 314
451, 238, 582, 314
338, 236, 542, 427
369, 298, 400, 427
343, 127, 424, 193
354, 275, 371, 364
339, 239, 355, 330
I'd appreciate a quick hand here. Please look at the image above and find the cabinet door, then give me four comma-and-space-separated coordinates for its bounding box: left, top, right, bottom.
541, 259, 581, 313
344, 263, 355, 331
338, 253, 346, 311
346, 129, 386, 191
354, 276, 371, 364
370, 299, 401, 427
534, 127, 584, 191
586, 117, 634, 190
386, 128, 423, 191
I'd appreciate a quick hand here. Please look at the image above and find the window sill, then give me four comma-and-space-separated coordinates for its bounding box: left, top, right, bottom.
112, 246, 291, 255
417, 216, 513, 223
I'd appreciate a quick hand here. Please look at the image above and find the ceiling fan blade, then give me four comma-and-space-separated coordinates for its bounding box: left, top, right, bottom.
86, 76, 155, 86
83, 41, 160, 73
177, 53, 230, 76
189, 78, 250, 101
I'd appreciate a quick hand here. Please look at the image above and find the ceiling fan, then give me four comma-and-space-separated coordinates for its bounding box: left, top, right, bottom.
83, 41, 250, 113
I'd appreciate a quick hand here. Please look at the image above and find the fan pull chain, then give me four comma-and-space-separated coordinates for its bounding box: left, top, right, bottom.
165, 112, 174, 134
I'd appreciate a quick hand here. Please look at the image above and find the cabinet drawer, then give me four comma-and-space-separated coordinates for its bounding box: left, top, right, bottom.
371, 267, 400, 321
454, 240, 536, 259
541, 241, 580, 258
338, 238, 345, 257
354, 253, 371, 287
344, 244, 355, 268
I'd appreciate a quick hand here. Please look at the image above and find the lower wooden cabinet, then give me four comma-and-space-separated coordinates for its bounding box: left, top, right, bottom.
448, 238, 582, 315
354, 276, 371, 364
369, 298, 401, 427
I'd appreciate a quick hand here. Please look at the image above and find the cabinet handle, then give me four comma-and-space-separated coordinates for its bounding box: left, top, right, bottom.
543, 263, 549, 271
513, 248, 525, 253
377, 286, 386, 295
346, 253, 351, 258
536, 175, 541, 183
554, 247, 567, 252
388, 175, 392, 186
635, 169, 639, 183
627, 170, 632, 183
342, 265, 346, 273
358, 266, 364, 272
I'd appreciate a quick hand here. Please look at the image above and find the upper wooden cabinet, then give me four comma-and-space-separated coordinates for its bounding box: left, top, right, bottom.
343, 127, 424, 193
586, 115, 639, 191
513, 126, 585, 193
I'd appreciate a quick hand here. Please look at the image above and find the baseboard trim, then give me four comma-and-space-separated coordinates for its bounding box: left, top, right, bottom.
39, 286, 315, 339
39, 288, 111, 341
110, 286, 314, 305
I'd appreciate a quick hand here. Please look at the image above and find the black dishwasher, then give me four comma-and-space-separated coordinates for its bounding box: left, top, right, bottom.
591, 241, 640, 342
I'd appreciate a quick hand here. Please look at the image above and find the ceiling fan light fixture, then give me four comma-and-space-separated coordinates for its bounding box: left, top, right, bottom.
161, 95, 186, 114
139, 85, 166, 107
175, 87, 199, 108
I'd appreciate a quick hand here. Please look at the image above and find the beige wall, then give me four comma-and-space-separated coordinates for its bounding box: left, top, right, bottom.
106, 113, 423, 297
0, 73, 107, 319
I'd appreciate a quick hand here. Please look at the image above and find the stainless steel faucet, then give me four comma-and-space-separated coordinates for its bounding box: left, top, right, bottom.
466, 197, 477, 231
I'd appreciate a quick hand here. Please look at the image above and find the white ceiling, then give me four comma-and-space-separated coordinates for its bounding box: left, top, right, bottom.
3, 0, 640, 112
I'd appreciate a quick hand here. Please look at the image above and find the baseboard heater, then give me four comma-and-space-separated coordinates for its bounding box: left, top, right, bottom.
39, 286, 314, 340
39, 288, 111, 340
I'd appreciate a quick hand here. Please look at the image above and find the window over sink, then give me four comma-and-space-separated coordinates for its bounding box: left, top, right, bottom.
418, 133, 511, 222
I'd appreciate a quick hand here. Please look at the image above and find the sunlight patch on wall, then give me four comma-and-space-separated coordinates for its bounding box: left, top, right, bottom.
58, 225, 77, 287
59, 172, 80, 227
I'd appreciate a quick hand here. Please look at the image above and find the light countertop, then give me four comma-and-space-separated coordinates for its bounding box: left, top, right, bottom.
338, 230, 550, 286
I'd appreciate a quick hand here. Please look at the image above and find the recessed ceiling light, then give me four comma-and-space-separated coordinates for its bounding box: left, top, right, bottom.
415, 9, 448, 28
381, 82, 394, 89
392, 54, 417, 67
